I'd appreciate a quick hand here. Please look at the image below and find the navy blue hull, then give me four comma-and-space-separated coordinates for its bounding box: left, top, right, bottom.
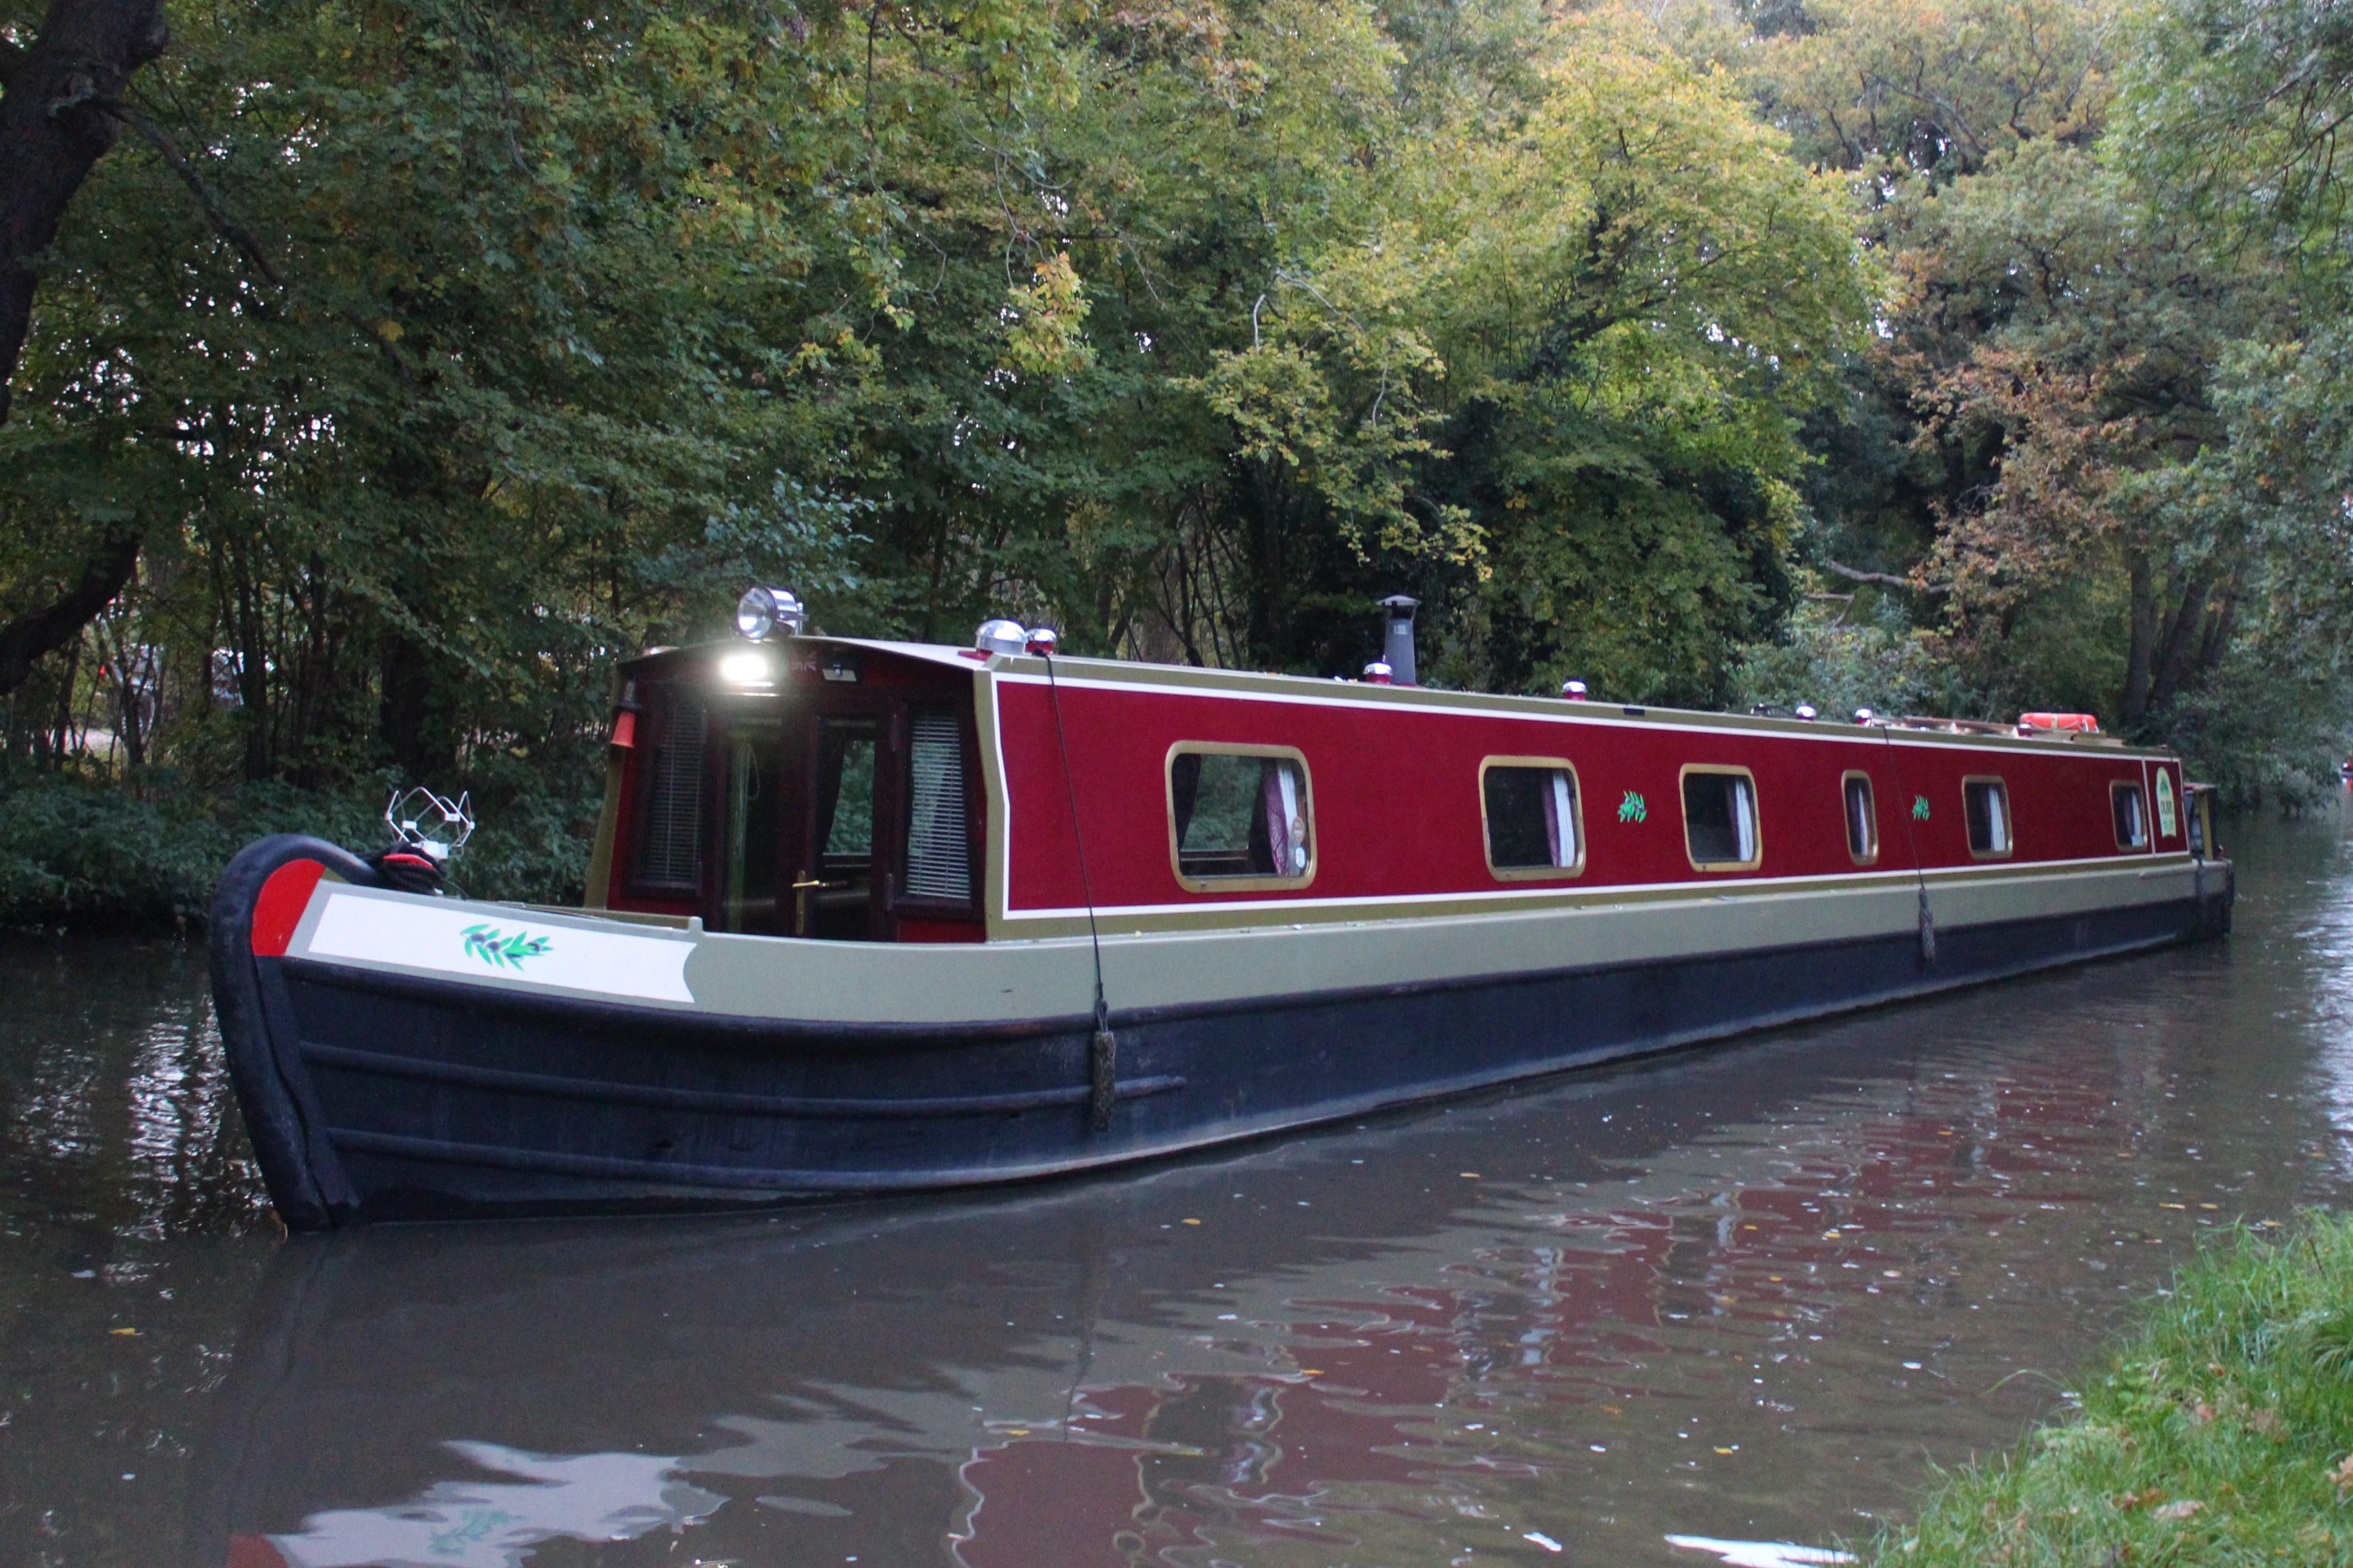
211, 838, 2233, 1228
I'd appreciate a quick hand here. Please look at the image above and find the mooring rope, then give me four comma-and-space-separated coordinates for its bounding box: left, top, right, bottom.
1883, 725, 1936, 967
1043, 648, 1119, 1131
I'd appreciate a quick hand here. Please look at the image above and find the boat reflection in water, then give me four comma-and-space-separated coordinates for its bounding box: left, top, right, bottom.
222, 1447, 722, 1567
193, 986, 2223, 1568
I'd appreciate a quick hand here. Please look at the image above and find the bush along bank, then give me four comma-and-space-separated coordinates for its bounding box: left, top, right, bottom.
0, 766, 599, 929
1873, 1212, 2353, 1564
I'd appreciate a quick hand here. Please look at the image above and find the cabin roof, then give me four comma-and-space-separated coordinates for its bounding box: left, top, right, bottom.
618, 635, 984, 678
980, 650, 2178, 760
618, 639, 2175, 760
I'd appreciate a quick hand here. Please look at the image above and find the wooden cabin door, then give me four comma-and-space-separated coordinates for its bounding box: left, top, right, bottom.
793, 708, 892, 940
713, 712, 785, 935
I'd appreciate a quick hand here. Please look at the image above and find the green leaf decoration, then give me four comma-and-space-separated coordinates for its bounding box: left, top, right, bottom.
462, 923, 552, 970
1912, 796, 1932, 821
1618, 790, 1648, 824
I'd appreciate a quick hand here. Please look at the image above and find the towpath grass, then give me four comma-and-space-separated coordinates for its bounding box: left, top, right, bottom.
1871, 1211, 2353, 1565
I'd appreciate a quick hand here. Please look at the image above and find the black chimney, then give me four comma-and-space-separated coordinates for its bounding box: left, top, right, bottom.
1378, 595, 1419, 686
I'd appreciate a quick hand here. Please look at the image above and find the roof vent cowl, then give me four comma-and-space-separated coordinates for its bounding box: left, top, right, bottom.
1378, 595, 1419, 687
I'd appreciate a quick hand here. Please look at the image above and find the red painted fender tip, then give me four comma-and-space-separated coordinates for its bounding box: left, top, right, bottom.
250, 859, 325, 957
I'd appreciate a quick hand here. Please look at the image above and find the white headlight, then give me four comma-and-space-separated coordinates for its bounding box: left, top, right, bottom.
720, 649, 776, 686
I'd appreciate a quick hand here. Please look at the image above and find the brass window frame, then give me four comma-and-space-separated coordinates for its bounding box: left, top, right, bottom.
1164, 741, 1318, 893
1962, 775, 2014, 859
1679, 763, 1764, 873
1478, 756, 1587, 881
1841, 770, 1879, 865
2111, 779, 2150, 852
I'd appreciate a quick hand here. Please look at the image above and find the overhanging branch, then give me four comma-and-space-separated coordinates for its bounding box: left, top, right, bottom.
1821, 557, 1937, 592
99, 98, 283, 287
0, 519, 143, 698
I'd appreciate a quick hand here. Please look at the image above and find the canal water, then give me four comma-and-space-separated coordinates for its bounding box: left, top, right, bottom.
3, 807, 2350, 1568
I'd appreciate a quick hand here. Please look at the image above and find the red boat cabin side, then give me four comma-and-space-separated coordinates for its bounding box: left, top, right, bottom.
592, 639, 2195, 943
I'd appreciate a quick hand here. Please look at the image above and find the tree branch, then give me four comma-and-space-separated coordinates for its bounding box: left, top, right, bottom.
0, 518, 142, 697
1821, 557, 1931, 590
96, 96, 417, 385
96, 98, 281, 286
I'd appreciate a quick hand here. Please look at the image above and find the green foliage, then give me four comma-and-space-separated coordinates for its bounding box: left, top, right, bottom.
1424, 16, 1873, 704
1731, 593, 1938, 716
1726, 0, 2353, 795
1748, 0, 2116, 181
1869, 1212, 2353, 1565
4, 0, 2350, 918
0, 764, 595, 927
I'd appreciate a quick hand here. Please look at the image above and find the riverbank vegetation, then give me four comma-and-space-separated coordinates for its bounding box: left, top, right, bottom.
1871, 1212, 2353, 1564
2, 0, 2350, 924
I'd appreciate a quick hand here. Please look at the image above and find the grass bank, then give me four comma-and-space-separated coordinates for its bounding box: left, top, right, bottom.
0, 766, 598, 928
1873, 1211, 2353, 1564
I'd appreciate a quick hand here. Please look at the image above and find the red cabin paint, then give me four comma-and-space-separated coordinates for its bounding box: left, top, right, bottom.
589, 638, 2193, 942
986, 673, 2180, 926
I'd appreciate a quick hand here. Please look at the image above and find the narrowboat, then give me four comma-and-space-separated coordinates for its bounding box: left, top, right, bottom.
209, 591, 2233, 1228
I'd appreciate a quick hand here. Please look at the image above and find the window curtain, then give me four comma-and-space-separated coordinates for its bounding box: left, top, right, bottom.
1260, 760, 1306, 874
1733, 779, 1756, 863
1542, 772, 1576, 867
1170, 753, 1202, 847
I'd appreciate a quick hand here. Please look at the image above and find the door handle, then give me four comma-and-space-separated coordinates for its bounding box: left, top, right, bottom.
791, 875, 848, 935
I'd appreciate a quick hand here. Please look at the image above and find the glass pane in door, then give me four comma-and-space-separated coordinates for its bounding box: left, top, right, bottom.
721, 728, 781, 933
804, 718, 878, 940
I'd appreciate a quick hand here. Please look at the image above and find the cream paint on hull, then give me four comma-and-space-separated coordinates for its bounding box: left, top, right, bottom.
988, 853, 2188, 933
286, 856, 2212, 1028
297, 885, 698, 1004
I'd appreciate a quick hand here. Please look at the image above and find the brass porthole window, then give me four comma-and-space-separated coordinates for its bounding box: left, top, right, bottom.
1962, 776, 2013, 858
1480, 758, 1585, 880
1680, 764, 1763, 873
1841, 771, 1879, 865
1165, 743, 1316, 892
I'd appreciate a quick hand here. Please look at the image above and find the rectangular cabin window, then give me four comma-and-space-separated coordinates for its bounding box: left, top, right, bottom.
1682, 766, 1761, 872
1168, 746, 1313, 889
1964, 777, 2012, 857
631, 687, 706, 894
2112, 781, 2149, 850
1482, 760, 1582, 878
904, 708, 973, 902
1843, 772, 1878, 864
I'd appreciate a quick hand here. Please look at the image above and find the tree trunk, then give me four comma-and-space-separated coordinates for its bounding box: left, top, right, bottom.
2119, 549, 2156, 725
379, 629, 455, 782
0, 0, 169, 699
0, 0, 168, 426
2146, 568, 2215, 715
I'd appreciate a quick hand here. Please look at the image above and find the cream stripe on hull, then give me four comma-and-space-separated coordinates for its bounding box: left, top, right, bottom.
286, 855, 2212, 1028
